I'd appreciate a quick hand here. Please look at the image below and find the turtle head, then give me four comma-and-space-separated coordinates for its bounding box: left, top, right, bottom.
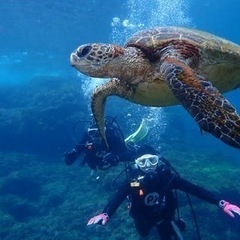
70, 43, 124, 78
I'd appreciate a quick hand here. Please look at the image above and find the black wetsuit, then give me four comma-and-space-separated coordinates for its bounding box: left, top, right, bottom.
102, 161, 220, 240
65, 124, 157, 170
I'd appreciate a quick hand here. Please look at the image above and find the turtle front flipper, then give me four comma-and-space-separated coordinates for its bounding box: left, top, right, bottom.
91, 78, 134, 148
160, 57, 240, 149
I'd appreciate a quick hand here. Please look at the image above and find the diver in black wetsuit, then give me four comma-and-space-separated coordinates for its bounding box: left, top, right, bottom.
87, 154, 240, 240
64, 116, 155, 171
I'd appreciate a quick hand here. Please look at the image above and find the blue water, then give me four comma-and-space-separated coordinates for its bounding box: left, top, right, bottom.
0, 0, 240, 239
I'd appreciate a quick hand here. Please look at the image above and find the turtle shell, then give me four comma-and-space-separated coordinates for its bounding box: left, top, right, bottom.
125, 26, 240, 62
124, 26, 240, 93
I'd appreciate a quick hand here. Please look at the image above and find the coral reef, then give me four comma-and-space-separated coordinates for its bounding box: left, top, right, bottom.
0, 177, 41, 202
0, 150, 239, 240
0, 76, 87, 156
0, 75, 239, 240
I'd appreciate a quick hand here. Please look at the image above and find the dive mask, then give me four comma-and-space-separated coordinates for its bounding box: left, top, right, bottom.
135, 154, 159, 172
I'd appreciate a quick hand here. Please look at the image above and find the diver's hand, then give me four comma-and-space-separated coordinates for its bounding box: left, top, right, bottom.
219, 200, 240, 218
87, 213, 109, 225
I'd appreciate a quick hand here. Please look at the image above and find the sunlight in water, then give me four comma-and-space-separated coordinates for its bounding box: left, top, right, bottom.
83, 0, 191, 136
108, 0, 191, 135
110, 0, 192, 43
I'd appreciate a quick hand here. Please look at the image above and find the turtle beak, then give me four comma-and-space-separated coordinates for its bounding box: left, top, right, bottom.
70, 52, 78, 67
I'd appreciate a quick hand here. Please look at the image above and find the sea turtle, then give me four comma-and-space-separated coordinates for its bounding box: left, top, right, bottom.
70, 26, 240, 149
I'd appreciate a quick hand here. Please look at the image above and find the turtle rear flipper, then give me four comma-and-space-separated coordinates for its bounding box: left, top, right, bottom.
91, 78, 134, 147
160, 57, 240, 149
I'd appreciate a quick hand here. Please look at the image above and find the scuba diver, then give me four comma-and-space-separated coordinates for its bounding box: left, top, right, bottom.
87, 154, 240, 240
64, 116, 151, 171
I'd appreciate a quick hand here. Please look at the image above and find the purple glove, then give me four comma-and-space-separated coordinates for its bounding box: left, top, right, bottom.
219, 200, 240, 218
87, 213, 109, 225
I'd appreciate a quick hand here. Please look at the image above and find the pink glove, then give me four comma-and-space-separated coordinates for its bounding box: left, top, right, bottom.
219, 200, 240, 218
87, 213, 109, 225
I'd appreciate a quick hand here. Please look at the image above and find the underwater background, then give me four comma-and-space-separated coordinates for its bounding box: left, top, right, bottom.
0, 0, 240, 239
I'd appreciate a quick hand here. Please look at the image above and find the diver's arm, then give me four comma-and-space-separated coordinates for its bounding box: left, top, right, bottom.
171, 176, 219, 205
87, 186, 129, 226
171, 176, 240, 218
103, 186, 129, 217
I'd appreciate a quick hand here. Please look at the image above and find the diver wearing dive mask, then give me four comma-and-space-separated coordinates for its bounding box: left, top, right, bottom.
135, 154, 160, 184
87, 152, 240, 240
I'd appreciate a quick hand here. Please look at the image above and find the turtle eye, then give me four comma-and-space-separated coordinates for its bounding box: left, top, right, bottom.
77, 45, 92, 58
